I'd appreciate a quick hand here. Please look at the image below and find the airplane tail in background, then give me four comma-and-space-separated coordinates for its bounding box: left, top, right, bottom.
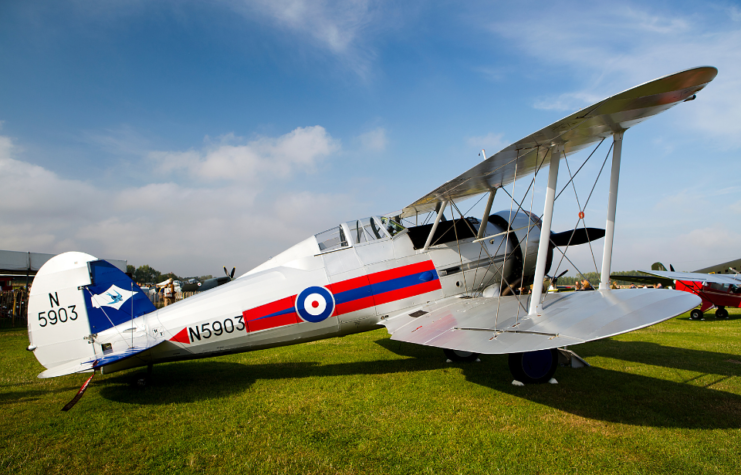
27, 252, 156, 378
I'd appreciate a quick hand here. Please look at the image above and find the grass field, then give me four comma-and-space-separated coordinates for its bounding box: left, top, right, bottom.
2, 308, 741, 474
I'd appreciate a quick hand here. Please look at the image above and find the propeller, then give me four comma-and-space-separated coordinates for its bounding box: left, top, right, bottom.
546, 269, 569, 287
550, 228, 605, 247
224, 267, 236, 280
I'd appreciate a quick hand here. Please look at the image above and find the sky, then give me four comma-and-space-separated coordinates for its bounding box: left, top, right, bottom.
1, 0, 740, 277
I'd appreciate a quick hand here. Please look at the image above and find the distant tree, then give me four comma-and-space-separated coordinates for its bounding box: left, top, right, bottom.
199, 275, 213, 281
126, 264, 136, 275
134, 265, 160, 284
558, 272, 602, 286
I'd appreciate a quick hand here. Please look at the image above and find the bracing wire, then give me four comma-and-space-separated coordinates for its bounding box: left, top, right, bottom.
550, 141, 614, 285
85, 288, 133, 349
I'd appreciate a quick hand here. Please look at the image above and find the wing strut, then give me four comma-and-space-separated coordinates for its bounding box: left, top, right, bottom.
422, 200, 448, 252
528, 144, 563, 315
476, 188, 497, 239
599, 131, 624, 290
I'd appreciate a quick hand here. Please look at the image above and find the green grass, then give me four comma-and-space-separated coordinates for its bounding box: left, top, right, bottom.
2, 309, 741, 474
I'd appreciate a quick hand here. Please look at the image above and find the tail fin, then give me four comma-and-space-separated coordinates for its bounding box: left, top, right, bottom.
651, 262, 668, 272
28, 252, 155, 377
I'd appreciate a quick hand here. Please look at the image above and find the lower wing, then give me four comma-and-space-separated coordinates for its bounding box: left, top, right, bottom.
381, 289, 699, 354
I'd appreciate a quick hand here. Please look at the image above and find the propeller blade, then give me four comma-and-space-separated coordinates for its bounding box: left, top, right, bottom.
557, 269, 569, 279
224, 266, 229, 277
230, 267, 236, 279
551, 228, 605, 247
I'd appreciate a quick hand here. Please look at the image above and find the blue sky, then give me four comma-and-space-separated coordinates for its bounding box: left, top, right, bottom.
1, 0, 740, 276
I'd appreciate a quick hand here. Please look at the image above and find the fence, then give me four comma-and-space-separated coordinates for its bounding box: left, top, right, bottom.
0, 289, 28, 327
1, 289, 202, 323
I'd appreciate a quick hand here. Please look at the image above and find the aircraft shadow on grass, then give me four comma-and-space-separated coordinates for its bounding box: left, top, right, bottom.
94, 336, 741, 430
575, 339, 741, 377
377, 338, 741, 430
0, 386, 81, 406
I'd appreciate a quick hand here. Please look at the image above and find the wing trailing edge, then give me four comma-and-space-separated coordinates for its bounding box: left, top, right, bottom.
381, 289, 700, 355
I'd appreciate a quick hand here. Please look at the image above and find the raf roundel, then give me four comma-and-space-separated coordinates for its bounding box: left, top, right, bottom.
295, 286, 335, 323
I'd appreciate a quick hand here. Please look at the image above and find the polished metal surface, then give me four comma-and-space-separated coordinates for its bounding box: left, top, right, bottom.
383, 289, 700, 354
401, 66, 717, 218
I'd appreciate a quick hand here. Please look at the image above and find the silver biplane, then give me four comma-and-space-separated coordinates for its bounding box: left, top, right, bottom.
27, 67, 715, 402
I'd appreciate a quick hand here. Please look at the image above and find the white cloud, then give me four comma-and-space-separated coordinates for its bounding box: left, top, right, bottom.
0, 130, 355, 275
149, 126, 340, 182
225, 0, 387, 78
357, 127, 387, 151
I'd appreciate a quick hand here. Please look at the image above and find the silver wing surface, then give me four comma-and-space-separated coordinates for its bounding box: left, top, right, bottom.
640, 270, 741, 285
381, 289, 700, 354
401, 66, 717, 218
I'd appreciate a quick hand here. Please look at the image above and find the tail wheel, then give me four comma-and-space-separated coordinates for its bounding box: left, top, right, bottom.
716, 308, 729, 319
508, 349, 558, 384
444, 349, 480, 362
689, 309, 704, 320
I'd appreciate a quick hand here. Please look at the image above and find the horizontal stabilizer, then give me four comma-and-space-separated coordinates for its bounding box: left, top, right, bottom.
381, 289, 700, 355
38, 338, 166, 378
551, 228, 605, 247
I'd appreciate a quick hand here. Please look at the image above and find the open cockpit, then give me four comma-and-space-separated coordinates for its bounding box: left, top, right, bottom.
315, 216, 407, 253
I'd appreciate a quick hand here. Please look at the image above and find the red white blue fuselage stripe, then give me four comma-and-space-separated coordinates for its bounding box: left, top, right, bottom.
242, 261, 440, 333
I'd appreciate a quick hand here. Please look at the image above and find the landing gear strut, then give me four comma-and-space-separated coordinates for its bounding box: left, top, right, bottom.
136, 363, 154, 387
444, 349, 480, 362
508, 348, 559, 384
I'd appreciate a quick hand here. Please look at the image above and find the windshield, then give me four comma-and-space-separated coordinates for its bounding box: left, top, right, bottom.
349, 217, 389, 244
315, 226, 349, 252
381, 216, 405, 237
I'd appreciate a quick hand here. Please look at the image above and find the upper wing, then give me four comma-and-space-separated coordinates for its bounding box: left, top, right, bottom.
400, 66, 717, 218
381, 289, 699, 354
640, 270, 741, 285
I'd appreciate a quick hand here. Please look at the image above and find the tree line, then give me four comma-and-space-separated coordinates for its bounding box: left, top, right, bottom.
557, 270, 642, 286
126, 265, 212, 285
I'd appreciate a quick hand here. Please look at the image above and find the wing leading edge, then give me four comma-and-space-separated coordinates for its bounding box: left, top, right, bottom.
381, 289, 700, 354
640, 270, 741, 286
401, 66, 717, 218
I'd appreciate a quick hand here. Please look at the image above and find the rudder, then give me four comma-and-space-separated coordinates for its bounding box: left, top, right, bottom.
27, 252, 155, 378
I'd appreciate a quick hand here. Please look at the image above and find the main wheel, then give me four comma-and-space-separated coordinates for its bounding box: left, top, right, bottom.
508, 349, 558, 384
689, 309, 704, 320
444, 349, 480, 362
716, 308, 729, 319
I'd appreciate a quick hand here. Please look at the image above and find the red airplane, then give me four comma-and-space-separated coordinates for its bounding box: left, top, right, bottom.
612, 258, 741, 320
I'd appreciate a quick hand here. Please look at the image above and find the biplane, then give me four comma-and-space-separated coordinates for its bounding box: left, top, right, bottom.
614, 259, 741, 320
27, 67, 715, 402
